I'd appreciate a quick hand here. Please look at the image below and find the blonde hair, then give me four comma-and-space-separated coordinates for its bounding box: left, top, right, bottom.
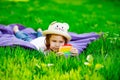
45, 34, 68, 51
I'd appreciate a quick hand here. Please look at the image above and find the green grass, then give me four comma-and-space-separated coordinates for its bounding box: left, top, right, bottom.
0, 0, 120, 80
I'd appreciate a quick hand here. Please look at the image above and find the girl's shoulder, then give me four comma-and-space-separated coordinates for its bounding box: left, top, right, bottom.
30, 36, 46, 50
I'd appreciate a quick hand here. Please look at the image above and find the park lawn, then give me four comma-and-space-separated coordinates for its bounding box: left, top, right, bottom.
0, 0, 120, 80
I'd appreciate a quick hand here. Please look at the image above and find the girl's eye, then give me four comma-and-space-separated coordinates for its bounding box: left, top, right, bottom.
52, 40, 56, 42
56, 25, 58, 27
60, 41, 64, 43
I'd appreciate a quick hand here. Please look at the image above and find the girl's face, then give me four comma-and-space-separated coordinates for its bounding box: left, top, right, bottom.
49, 34, 65, 52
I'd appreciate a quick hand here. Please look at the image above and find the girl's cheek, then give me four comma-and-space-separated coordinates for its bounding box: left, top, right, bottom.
61, 43, 65, 46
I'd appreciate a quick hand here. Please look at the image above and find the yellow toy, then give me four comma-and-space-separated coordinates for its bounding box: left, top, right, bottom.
59, 44, 72, 55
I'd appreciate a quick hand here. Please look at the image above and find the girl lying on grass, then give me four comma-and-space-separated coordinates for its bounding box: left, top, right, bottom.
13, 21, 78, 56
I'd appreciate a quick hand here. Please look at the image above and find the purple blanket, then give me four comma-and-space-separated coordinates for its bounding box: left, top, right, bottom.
0, 24, 100, 54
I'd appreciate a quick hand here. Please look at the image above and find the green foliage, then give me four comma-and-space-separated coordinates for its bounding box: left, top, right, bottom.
0, 0, 120, 80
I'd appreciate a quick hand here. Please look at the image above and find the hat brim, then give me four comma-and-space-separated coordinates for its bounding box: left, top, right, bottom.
43, 30, 71, 41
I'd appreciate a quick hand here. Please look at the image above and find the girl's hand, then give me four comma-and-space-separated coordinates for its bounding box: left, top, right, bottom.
70, 47, 78, 56
56, 52, 64, 56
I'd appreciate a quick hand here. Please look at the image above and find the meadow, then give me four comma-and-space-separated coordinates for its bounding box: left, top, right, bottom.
0, 0, 120, 80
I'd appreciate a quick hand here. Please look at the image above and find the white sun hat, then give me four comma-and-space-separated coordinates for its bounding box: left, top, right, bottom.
43, 21, 71, 41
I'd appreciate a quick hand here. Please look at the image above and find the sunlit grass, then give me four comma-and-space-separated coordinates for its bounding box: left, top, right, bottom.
0, 0, 120, 80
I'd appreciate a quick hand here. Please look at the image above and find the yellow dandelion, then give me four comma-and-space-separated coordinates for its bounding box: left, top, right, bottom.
95, 63, 104, 70
7, 0, 29, 2
41, 63, 47, 67
84, 62, 92, 67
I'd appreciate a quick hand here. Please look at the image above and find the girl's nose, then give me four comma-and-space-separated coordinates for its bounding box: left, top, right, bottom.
55, 43, 60, 47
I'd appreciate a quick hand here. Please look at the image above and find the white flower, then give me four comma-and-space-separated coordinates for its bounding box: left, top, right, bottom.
47, 63, 54, 67
86, 54, 93, 63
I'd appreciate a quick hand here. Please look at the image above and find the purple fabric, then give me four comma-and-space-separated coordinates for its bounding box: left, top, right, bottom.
68, 32, 100, 53
0, 24, 100, 54
0, 24, 37, 49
